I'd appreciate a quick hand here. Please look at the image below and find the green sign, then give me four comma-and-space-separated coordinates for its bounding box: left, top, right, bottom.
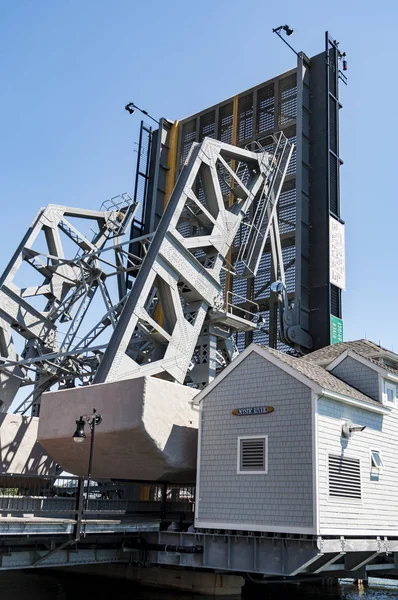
330, 315, 344, 345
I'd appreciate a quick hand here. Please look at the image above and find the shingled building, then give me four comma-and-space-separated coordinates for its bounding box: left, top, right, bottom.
195, 340, 398, 536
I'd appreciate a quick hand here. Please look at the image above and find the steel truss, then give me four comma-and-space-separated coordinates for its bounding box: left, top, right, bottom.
0, 195, 138, 414
0, 136, 295, 413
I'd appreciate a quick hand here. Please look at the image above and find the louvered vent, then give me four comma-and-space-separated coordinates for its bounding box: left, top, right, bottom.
239, 437, 266, 473
329, 455, 361, 499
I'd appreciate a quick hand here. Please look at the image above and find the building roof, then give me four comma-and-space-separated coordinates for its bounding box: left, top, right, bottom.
261, 346, 382, 407
301, 339, 398, 376
194, 343, 388, 412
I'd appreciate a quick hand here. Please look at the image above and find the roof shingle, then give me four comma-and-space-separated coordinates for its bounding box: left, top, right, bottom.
260, 345, 382, 407
300, 340, 386, 365
301, 339, 398, 375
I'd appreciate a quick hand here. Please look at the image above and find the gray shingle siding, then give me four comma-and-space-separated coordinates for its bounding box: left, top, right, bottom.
331, 357, 380, 401
196, 352, 314, 531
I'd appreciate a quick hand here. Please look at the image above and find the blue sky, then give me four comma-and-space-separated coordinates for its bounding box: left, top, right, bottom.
1, 0, 397, 350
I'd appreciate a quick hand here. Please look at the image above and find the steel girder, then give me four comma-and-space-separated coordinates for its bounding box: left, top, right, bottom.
0, 196, 138, 414
1, 528, 398, 578
93, 138, 278, 385
0, 137, 293, 411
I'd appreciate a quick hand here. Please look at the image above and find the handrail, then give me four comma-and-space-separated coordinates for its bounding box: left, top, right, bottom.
0, 474, 195, 523
236, 132, 294, 277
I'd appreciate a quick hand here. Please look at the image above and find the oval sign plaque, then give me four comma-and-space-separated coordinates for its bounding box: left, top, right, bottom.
232, 406, 274, 416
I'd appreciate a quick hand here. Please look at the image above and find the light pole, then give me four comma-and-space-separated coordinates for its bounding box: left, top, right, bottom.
272, 24, 298, 57
73, 408, 103, 514
125, 101, 159, 124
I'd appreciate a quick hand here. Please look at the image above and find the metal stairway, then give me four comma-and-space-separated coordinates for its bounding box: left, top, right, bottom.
236, 132, 294, 278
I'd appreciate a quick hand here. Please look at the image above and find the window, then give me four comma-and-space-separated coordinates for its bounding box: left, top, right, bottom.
237, 436, 268, 475
370, 449, 384, 470
328, 455, 361, 499
384, 381, 396, 406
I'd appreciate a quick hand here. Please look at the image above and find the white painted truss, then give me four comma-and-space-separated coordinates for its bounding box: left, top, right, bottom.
0, 136, 293, 413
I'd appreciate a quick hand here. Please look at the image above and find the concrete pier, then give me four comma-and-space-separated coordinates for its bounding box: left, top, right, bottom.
56, 563, 244, 596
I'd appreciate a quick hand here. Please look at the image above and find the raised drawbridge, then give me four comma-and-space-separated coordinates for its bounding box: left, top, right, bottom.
0, 134, 305, 425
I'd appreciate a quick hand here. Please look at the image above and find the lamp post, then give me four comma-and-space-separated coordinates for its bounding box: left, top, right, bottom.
73, 408, 103, 514
124, 101, 159, 124
272, 24, 299, 57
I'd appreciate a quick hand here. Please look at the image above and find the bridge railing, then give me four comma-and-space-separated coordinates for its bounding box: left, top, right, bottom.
0, 474, 195, 522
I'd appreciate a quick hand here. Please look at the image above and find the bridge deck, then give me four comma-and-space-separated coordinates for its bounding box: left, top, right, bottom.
0, 475, 397, 580
0, 515, 160, 535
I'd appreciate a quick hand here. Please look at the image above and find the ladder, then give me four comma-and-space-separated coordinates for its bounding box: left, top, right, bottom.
236, 132, 294, 278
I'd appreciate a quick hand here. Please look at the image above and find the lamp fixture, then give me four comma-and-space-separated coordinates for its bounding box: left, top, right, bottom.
272, 25, 298, 57
125, 102, 159, 125
73, 417, 86, 443
273, 24, 294, 36
72, 411, 102, 443
270, 281, 286, 295
341, 421, 367, 439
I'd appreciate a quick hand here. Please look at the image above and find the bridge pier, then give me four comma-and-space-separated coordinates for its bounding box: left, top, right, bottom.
126, 566, 244, 595
57, 563, 244, 596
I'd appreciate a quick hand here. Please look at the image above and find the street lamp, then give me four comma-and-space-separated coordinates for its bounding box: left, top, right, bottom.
72, 408, 102, 514
272, 24, 299, 57
124, 101, 159, 124
73, 417, 86, 443
273, 24, 294, 36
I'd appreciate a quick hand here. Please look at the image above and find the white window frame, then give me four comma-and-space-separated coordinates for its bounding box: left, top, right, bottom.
383, 381, 396, 406
370, 448, 384, 471
237, 435, 268, 475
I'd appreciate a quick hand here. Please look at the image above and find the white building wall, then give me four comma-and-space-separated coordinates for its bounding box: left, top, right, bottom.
317, 396, 398, 535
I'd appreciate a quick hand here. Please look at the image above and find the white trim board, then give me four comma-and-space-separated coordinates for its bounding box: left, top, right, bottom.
320, 390, 389, 415
194, 521, 316, 535
320, 527, 398, 537
311, 391, 320, 535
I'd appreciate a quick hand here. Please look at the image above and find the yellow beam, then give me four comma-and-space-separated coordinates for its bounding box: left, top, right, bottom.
163, 120, 179, 210
154, 120, 180, 326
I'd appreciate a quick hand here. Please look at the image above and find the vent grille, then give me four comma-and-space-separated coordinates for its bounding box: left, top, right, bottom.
329, 97, 337, 153
257, 84, 275, 133
330, 284, 341, 317
239, 437, 266, 472
279, 74, 297, 125
238, 94, 253, 142
219, 103, 233, 144
329, 455, 361, 499
199, 111, 216, 141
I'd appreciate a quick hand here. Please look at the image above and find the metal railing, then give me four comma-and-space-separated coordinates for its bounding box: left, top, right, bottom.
226, 291, 259, 321
0, 474, 195, 522
237, 132, 294, 278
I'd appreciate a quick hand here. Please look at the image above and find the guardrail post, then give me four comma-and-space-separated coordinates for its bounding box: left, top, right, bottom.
74, 477, 85, 540
161, 483, 168, 520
